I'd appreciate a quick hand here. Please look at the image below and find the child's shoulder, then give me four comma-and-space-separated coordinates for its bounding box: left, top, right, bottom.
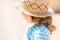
28, 25, 46, 31
28, 25, 37, 30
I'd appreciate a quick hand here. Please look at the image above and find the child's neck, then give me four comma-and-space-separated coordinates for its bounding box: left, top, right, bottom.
34, 23, 39, 26
34, 23, 45, 26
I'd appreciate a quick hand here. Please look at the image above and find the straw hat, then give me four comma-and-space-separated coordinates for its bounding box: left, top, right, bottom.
17, 0, 54, 17
22, 8, 54, 23
23, 8, 54, 17
16, 0, 54, 22
22, 0, 49, 13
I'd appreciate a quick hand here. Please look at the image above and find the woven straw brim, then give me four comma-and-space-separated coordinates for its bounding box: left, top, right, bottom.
24, 8, 54, 17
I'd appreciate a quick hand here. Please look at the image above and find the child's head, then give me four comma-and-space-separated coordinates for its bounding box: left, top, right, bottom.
22, 8, 56, 34
31, 16, 52, 26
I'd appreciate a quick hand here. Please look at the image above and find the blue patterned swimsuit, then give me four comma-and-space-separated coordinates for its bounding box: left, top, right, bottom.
27, 25, 50, 40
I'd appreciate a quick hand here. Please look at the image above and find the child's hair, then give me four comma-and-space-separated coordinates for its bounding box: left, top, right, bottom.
31, 16, 56, 34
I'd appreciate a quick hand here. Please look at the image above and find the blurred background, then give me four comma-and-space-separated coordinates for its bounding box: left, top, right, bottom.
0, 0, 60, 40
50, 0, 60, 13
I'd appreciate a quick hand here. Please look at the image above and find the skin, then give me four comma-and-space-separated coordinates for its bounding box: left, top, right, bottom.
23, 14, 32, 22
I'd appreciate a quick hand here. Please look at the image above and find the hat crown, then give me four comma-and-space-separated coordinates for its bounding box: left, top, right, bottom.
22, 0, 49, 13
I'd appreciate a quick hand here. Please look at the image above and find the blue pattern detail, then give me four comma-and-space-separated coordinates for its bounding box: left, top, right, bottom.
27, 25, 50, 40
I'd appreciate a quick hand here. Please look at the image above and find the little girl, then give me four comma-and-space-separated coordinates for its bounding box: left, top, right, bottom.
26, 16, 56, 40
16, 0, 56, 40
